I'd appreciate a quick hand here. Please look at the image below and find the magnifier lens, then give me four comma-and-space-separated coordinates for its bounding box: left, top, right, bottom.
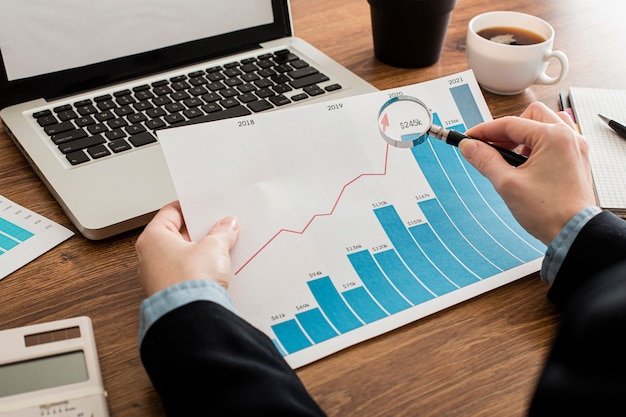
377, 96, 432, 148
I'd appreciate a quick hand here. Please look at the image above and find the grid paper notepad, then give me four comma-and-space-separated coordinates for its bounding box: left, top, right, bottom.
569, 86, 626, 217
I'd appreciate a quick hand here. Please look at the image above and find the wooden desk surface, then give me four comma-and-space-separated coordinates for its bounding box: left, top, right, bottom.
1, 0, 624, 415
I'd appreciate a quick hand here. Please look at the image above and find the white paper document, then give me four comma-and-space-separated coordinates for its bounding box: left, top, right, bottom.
158, 70, 545, 368
0, 195, 74, 280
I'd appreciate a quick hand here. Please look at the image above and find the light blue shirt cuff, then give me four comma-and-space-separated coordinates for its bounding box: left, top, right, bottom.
138, 279, 237, 347
540, 206, 602, 285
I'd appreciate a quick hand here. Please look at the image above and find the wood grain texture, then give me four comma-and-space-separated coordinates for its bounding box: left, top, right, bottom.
1, 0, 623, 415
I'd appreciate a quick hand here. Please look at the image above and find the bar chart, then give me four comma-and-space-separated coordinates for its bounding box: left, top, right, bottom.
159, 70, 546, 367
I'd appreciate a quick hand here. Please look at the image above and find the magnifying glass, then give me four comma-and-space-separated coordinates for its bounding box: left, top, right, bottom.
377, 96, 527, 167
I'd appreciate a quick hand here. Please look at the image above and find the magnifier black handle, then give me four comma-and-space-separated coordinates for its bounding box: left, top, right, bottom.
445, 130, 528, 167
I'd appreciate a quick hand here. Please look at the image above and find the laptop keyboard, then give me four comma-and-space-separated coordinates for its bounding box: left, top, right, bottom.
31, 49, 342, 166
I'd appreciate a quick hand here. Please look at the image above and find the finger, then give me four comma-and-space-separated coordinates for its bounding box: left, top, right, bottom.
149, 201, 185, 234
466, 116, 538, 148
459, 139, 513, 183
556, 110, 578, 130
518, 101, 564, 124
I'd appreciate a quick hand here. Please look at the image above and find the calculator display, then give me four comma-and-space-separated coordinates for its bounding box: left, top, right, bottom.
0, 351, 88, 397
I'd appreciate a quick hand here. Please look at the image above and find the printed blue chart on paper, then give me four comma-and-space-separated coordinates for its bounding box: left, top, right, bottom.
0, 195, 73, 280
158, 70, 545, 368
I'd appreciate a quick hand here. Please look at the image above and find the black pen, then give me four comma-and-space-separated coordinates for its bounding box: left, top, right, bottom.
598, 114, 626, 140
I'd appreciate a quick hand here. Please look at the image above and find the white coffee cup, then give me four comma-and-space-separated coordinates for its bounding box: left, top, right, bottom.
466, 11, 568, 95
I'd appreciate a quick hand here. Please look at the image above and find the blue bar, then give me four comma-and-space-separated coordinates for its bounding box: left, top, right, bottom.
272, 339, 288, 356
408, 222, 479, 287
270, 319, 312, 354
372, 249, 435, 305
307, 277, 362, 333
418, 198, 501, 278
0, 233, 19, 251
347, 250, 411, 314
342, 286, 387, 323
374, 205, 457, 295
450, 83, 484, 129
296, 308, 338, 343
0, 218, 34, 241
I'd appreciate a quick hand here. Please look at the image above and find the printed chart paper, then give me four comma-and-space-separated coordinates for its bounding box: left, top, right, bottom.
158, 70, 545, 368
0, 195, 74, 280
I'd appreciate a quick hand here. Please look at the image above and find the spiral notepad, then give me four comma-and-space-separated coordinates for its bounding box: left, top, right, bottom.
570, 86, 626, 218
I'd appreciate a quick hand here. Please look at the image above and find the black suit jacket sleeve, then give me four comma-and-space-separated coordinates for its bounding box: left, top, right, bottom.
140, 301, 326, 417
529, 211, 626, 416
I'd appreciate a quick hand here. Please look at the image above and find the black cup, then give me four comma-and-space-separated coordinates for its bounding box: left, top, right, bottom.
368, 0, 457, 68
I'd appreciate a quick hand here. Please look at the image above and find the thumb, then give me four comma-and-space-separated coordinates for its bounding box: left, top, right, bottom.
205, 215, 239, 250
458, 139, 512, 181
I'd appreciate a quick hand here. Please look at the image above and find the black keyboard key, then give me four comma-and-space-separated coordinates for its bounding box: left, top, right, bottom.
129, 132, 157, 147
146, 108, 166, 118
108, 118, 128, 129
135, 90, 155, 101
325, 83, 342, 92
171, 91, 190, 101
88, 124, 108, 135
145, 118, 166, 130
238, 93, 258, 103
37, 115, 58, 127
153, 85, 173, 96
201, 93, 221, 103
94, 94, 113, 102
290, 73, 330, 89
272, 84, 293, 94
75, 116, 95, 127
183, 108, 203, 119
53, 104, 72, 112
248, 100, 273, 113
108, 139, 132, 153
125, 124, 147, 135
57, 110, 78, 121
116, 95, 136, 106
220, 98, 240, 108
269, 95, 291, 107
153, 96, 172, 106
289, 67, 319, 79
106, 129, 127, 140
201, 103, 222, 113
127, 113, 147, 124
76, 104, 98, 116
44, 121, 75, 136
256, 88, 274, 98
96, 100, 116, 111
51, 128, 88, 145
87, 144, 111, 159
66, 150, 90, 165
58, 135, 105, 153
291, 93, 308, 101
114, 89, 132, 97
33, 109, 52, 118
164, 113, 186, 124
114, 105, 134, 116
304, 85, 325, 96
95, 110, 116, 122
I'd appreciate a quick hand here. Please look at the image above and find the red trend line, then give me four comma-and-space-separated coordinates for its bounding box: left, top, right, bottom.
235, 143, 391, 275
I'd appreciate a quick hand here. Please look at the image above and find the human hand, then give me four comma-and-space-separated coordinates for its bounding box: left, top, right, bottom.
460, 102, 597, 245
135, 201, 239, 297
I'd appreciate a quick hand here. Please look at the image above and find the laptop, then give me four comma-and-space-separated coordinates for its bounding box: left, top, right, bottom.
0, 0, 376, 240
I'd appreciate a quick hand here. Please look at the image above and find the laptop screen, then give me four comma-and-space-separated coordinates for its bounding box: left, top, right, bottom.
0, 0, 291, 109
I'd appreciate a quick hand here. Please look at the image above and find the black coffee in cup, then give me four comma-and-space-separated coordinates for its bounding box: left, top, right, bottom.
477, 26, 545, 45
